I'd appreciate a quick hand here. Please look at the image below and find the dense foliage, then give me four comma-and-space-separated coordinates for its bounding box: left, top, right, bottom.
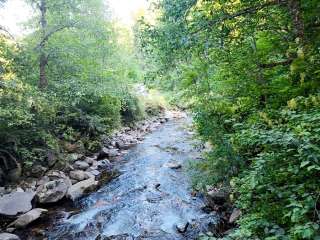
0, 0, 159, 181
136, 0, 320, 239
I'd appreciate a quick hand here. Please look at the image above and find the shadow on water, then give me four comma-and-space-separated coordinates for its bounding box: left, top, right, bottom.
27, 117, 217, 240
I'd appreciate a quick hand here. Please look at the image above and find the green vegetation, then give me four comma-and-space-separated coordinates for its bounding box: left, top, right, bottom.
0, 0, 164, 181
136, 0, 320, 239
1, 0, 319, 238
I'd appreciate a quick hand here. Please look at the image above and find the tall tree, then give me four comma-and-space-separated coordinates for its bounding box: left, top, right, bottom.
27, 0, 79, 89
38, 0, 47, 89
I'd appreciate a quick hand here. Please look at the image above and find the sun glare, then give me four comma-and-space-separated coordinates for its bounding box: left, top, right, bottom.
0, 0, 31, 36
0, 0, 148, 36
108, 0, 148, 26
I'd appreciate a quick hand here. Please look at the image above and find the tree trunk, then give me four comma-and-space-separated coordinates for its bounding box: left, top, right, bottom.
252, 37, 267, 107
287, 0, 304, 42
38, 0, 48, 90
39, 53, 48, 89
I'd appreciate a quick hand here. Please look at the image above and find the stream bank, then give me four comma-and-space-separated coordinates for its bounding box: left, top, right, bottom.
1, 111, 219, 240
0, 112, 167, 238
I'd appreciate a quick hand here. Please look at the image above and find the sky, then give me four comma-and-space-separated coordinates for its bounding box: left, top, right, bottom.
108, 0, 148, 26
0, 0, 31, 36
0, 0, 148, 36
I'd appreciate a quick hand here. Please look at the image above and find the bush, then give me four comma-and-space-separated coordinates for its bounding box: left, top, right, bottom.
0, 79, 124, 171
195, 95, 320, 239
140, 89, 166, 116
65, 93, 122, 135
0, 79, 60, 167
229, 95, 320, 240
191, 95, 252, 187
120, 90, 145, 123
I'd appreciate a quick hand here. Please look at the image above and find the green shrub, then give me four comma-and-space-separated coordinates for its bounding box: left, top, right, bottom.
194, 95, 320, 239
0, 79, 60, 167
0, 79, 125, 168
140, 89, 166, 116
120, 91, 145, 123
229, 96, 320, 240
191, 95, 252, 187
71, 93, 122, 134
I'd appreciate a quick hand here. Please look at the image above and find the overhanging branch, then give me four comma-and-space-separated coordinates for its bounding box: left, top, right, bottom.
0, 25, 14, 39
36, 22, 77, 49
191, 0, 288, 34
219, 0, 287, 22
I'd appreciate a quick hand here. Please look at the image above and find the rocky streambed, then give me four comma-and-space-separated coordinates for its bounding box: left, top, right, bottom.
0, 112, 224, 240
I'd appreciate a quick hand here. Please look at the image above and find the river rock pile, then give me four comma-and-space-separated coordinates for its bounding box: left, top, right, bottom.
203, 185, 242, 237
0, 114, 171, 238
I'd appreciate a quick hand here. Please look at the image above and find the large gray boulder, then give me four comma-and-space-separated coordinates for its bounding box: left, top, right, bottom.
69, 170, 90, 181
46, 170, 70, 181
115, 139, 135, 150
0, 233, 20, 240
67, 177, 98, 201
206, 189, 229, 205
98, 147, 118, 160
0, 191, 35, 217
36, 179, 70, 203
73, 161, 90, 170
95, 159, 112, 170
8, 208, 48, 229
84, 157, 96, 165
36, 171, 71, 204
88, 169, 101, 177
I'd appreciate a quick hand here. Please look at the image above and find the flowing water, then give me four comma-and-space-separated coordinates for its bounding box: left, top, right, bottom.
43, 115, 216, 240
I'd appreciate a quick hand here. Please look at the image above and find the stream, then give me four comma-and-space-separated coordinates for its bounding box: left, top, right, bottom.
29, 114, 217, 240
